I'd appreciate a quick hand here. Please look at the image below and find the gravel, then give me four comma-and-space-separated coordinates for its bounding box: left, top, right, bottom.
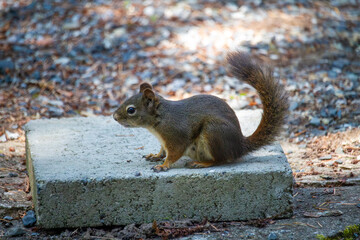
22, 210, 37, 228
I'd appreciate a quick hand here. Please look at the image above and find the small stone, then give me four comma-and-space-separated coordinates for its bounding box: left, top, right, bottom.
246, 233, 256, 238
347, 72, 358, 81
107, 99, 119, 108
335, 147, 344, 155
328, 71, 338, 78
143, 6, 155, 16
334, 90, 344, 98
298, 144, 307, 149
321, 118, 330, 125
268, 232, 278, 240
13, 45, 31, 53
48, 106, 64, 117
4, 216, 13, 221
335, 160, 343, 164
203, 84, 212, 92
228, 99, 249, 110
333, 59, 350, 69
135, 171, 141, 177
54, 57, 70, 65
309, 117, 321, 126
63, 21, 81, 30
320, 175, 333, 180
48, 100, 64, 107
0, 60, 15, 73
269, 54, 279, 60
319, 155, 332, 160
51, 76, 63, 84
9, 172, 18, 177
28, 87, 40, 96
289, 101, 299, 111
145, 38, 158, 47
5, 130, 20, 140
22, 210, 36, 227
328, 108, 338, 117
112, 27, 127, 38
167, 79, 186, 92
31, 71, 41, 80
5, 227, 26, 237
0, 134, 6, 142
320, 108, 327, 117
125, 76, 139, 86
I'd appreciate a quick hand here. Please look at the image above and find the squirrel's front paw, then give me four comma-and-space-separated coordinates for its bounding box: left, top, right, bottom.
151, 164, 169, 172
143, 154, 164, 162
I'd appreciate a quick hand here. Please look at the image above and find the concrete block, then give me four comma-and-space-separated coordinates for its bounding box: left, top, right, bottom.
25, 110, 293, 228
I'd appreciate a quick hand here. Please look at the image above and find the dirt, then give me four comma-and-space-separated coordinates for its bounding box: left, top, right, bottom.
281, 127, 360, 185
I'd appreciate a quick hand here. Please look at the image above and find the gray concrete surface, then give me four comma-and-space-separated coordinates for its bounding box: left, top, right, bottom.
25, 110, 293, 228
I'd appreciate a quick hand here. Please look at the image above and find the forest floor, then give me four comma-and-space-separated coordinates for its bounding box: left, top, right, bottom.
0, 0, 359, 239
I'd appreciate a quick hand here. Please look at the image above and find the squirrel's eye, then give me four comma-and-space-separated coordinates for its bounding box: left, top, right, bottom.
127, 107, 136, 115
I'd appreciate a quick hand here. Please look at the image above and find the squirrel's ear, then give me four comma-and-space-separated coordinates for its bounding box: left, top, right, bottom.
143, 88, 155, 100
139, 82, 153, 93
142, 88, 158, 109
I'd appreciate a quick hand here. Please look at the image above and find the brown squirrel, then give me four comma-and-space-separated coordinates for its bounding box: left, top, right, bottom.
113, 51, 288, 172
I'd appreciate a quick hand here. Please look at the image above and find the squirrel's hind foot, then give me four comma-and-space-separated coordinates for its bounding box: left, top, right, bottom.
186, 161, 214, 168
143, 153, 165, 162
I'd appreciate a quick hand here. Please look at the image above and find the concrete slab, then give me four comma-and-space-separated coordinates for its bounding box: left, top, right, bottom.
25, 110, 293, 228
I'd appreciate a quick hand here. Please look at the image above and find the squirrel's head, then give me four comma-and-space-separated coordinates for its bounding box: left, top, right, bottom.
113, 82, 160, 128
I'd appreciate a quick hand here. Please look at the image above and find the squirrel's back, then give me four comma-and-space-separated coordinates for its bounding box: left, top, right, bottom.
159, 94, 241, 133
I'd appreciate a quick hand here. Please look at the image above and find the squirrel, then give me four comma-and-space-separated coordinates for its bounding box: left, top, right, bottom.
113, 51, 288, 172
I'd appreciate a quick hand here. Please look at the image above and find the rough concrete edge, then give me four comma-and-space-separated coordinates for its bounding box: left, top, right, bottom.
24, 127, 40, 224
296, 177, 360, 187
46, 161, 294, 228
274, 168, 294, 220
35, 171, 294, 229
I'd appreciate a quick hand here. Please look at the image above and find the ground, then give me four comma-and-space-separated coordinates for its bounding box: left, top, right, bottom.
0, 0, 359, 239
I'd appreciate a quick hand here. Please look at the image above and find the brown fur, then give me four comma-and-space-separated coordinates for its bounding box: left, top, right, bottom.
113, 52, 288, 172
226, 52, 289, 152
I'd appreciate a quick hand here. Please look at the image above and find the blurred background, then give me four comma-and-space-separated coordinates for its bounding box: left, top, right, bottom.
0, 0, 359, 185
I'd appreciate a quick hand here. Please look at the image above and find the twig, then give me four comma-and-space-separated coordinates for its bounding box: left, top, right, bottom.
210, 224, 220, 232
314, 207, 329, 211
306, 223, 318, 229
294, 130, 306, 137
319, 201, 330, 207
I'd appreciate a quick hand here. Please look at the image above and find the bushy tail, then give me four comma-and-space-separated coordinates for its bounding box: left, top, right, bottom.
227, 51, 288, 152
